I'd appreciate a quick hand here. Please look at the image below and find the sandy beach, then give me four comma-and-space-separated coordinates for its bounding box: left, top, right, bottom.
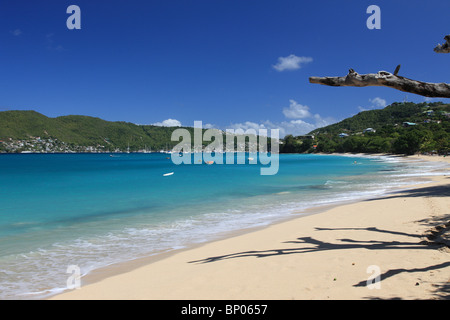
51, 155, 450, 300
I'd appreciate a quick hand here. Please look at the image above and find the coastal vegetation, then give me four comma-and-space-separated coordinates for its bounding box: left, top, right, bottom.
0, 110, 197, 153
0, 101, 448, 155
0, 110, 267, 153
280, 102, 450, 155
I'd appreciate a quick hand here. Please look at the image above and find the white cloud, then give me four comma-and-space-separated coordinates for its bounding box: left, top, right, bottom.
229, 121, 268, 132
194, 122, 216, 129
358, 97, 387, 112
45, 33, 64, 52
229, 119, 327, 137
151, 100, 335, 138
282, 99, 312, 119
11, 29, 22, 36
228, 120, 281, 137
228, 100, 336, 137
357, 106, 367, 112
369, 97, 387, 108
273, 54, 313, 72
203, 123, 215, 129
152, 119, 182, 127
278, 120, 316, 137
313, 113, 336, 128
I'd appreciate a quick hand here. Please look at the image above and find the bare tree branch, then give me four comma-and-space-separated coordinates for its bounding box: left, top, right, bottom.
309, 68, 450, 98
434, 35, 450, 53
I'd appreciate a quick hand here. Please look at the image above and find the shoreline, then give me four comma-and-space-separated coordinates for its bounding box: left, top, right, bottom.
50, 154, 450, 300
54, 190, 382, 294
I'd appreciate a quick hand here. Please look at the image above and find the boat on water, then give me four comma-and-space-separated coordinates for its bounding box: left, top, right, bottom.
163, 172, 174, 176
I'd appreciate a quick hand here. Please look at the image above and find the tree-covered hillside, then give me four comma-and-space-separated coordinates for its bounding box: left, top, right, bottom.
0, 111, 197, 152
0, 110, 268, 153
281, 102, 450, 155
310, 102, 447, 135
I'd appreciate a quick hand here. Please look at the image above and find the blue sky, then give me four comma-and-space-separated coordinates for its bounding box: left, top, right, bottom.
1, 0, 449, 136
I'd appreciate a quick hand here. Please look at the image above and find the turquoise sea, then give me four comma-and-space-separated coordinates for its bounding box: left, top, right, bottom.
0, 153, 446, 299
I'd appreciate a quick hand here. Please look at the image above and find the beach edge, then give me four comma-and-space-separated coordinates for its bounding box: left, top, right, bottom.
50, 154, 450, 300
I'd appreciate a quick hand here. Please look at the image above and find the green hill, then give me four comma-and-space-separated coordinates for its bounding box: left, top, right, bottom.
281, 102, 450, 155
310, 102, 448, 135
2, 102, 449, 155
0, 110, 198, 152
0, 110, 267, 153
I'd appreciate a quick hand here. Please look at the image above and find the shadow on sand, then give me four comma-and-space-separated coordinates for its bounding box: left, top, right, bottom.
189, 183, 450, 298
189, 227, 449, 299
188, 227, 443, 265
363, 182, 450, 202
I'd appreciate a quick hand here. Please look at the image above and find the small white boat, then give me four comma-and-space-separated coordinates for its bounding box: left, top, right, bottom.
163, 172, 174, 177
248, 157, 254, 161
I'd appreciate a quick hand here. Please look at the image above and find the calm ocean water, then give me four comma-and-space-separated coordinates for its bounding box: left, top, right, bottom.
0, 153, 446, 299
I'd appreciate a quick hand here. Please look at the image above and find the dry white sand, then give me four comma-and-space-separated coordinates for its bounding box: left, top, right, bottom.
52, 155, 450, 300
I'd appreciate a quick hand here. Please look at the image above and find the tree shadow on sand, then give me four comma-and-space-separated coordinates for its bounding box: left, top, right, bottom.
188, 226, 441, 265
363, 183, 450, 201
356, 261, 450, 300
188, 226, 450, 298
353, 261, 450, 287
